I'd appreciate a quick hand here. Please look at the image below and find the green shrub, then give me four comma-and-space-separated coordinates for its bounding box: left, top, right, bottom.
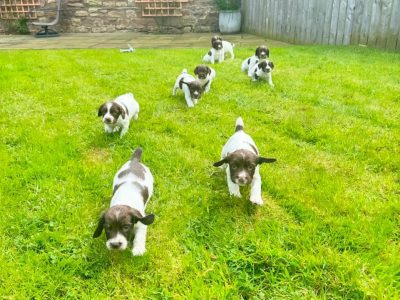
215, 0, 241, 10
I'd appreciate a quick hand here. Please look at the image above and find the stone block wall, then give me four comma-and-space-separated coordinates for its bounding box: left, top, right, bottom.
15, 0, 218, 33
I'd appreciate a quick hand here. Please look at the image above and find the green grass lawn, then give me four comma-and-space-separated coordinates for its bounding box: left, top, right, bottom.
0, 45, 399, 299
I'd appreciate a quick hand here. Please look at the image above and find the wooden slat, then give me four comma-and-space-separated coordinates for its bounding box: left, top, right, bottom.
329, 0, 339, 44
343, 0, 355, 45
300, 0, 308, 44
335, 0, 347, 44
367, 0, 379, 47
350, 0, 363, 45
376, 0, 392, 48
288, 0, 295, 43
386, 0, 400, 50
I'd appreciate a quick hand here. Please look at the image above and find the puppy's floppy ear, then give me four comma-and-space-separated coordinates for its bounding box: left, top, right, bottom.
255, 46, 261, 56
266, 48, 270, 57
213, 157, 228, 167
194, 66, 199, 75
207, 66, 211, 75
116, 103, 126, 119
258, 157, 276, 164
269, 61, 274, 69
130, 209, 155, 225
98, 104, 106, 117
93, 213, 105, 238
140, 213, 155, 225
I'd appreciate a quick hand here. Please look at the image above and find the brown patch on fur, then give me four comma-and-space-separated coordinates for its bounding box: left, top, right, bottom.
131, 182, 149, 204
118, 160, 145, 179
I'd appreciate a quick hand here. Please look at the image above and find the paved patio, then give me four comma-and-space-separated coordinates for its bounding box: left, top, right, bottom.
0, 32, 290, 50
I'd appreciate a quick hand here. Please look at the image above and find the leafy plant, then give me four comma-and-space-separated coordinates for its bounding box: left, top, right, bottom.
4, 16, 30, 34
215, 0, 241, 10
16, 16, 30, 34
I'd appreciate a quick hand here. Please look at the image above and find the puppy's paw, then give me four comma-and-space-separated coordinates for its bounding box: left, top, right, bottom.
250, 196, 264, 206
113, 127, 120, 133
229, 190, 242, 198
132, 246, 146, 256
120, 130, 128, 138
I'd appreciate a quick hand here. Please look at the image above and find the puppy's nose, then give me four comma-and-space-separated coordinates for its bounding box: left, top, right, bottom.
236, 176, 249, 185
110, 241, 122, 249
104, 118, 112, 124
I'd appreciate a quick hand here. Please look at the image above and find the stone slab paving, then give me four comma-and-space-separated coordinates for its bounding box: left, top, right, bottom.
0, 32, 290, 50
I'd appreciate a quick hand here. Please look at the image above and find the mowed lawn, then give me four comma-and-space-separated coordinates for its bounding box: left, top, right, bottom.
0, 45, 399, 299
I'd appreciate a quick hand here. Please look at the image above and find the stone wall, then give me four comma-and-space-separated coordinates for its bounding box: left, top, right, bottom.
7, 0, 218, 34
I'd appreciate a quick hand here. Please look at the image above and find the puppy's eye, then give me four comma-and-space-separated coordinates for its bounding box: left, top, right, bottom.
248, 165, 254, 171
122, 225, 130, 231
231, 165, 238, 170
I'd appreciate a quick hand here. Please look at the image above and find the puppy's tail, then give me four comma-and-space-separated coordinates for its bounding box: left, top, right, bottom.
131, 147, 142, 162
181, 68, 188, 74
235, 117, 244, 132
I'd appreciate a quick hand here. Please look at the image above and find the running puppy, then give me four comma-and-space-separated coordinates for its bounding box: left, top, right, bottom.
241, 45, 270, 73
248, 60, 275, 87
213, 117, 276, 205
97, 93, 139, 138
194, 64, 216, 93
172, 69, 207, 107
93, 148, 155, 256
203, 35, 235, 64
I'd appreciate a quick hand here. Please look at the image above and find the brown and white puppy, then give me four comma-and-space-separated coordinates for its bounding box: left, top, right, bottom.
97, 93, 139, 138
93, 148, 155, 256
194, 65, 216, 93
203, 35, 235, 64
241, 45, 270, 73
213, 117, 276, 205
248, 60, 275, 87
172, 69, 207, 108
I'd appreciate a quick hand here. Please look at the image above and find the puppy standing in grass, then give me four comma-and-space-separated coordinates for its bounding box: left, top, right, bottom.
93, 148, 155, 256
194, 64, 216, 93
97, 93, 139, 138
248, 60, 275, 87
213, 117, 276, 205
203, 35, 235, 64
173, 68, 207, 108
241, 45, 270, 73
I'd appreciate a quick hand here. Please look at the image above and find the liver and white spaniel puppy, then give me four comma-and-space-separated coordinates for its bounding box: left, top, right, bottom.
194, 65, 216, 93
93, 148, 155, 256
97, 93, 139, 138
203, 35, 235, 64
173, 69, 207, 108
248, 60, 275, 87
241, 45, 270, 73
213, 117, 276, 205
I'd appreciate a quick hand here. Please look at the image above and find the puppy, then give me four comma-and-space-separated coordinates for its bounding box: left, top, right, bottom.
203, 35, 235, 64
248, 60, 275, 86
172, 69, 207, 108
93, 148, 155, 256
213, 117, 276, 205
241, 45, 270, 73
194, 65, 216, 93
97, 93, 139, 138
